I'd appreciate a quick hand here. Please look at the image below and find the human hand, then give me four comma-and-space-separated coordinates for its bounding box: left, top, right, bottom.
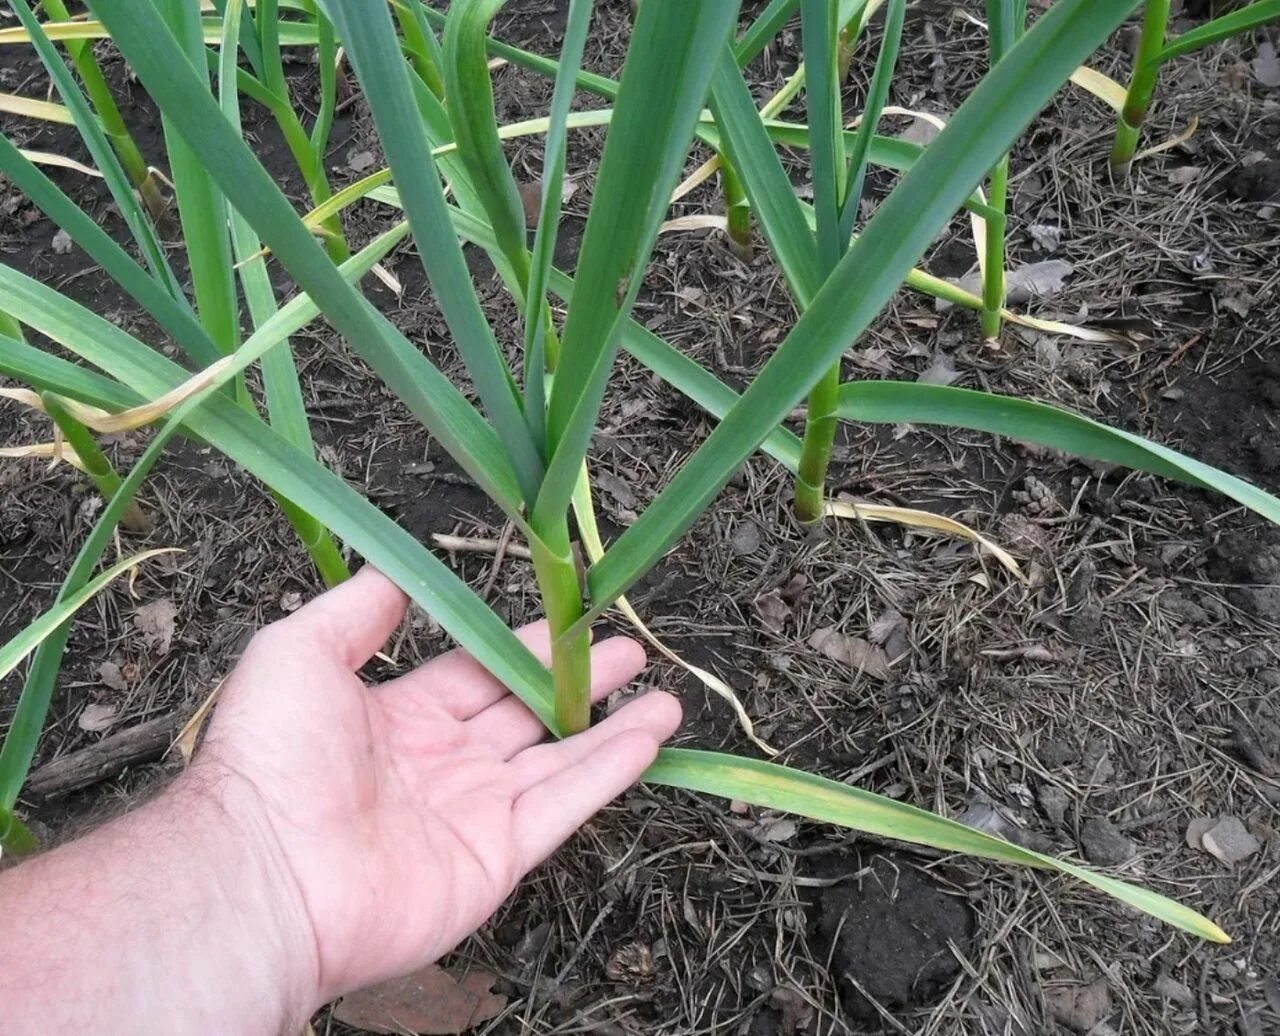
192, 566, 679, 1011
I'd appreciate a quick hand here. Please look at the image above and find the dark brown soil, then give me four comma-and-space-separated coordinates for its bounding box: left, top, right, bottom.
810, 852, 976, 1020
3, 2, 1280, 1034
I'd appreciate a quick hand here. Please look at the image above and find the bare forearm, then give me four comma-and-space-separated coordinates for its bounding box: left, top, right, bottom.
0, 769, 319, 1035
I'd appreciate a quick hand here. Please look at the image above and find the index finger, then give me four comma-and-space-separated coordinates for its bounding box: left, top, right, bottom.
274, 565, 408, 669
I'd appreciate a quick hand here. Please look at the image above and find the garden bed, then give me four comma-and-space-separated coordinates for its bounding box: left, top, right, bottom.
2, 2, 1279, 1033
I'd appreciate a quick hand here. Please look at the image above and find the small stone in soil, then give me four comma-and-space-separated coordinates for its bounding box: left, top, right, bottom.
1200, 816, 1261, 867
753, 591, 790, 632
1080, 817, 1135, 865
1186, 816, 1216, 851
1045, 975, 1112, 1033
1153, 972, 1195, 1007
730, 519, 762, 556
1039, 739, 1076, 768
1038, 785, 1070, 827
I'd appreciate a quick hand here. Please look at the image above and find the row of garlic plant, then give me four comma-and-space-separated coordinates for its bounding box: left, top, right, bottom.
1, 0, 1277, 944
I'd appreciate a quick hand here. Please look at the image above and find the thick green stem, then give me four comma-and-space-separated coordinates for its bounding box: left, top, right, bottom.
530, 525, 591, 735
980, 1, 1023, 340
41, 393, 151, 534
794, 0, 845, 524
273, 494, 349, 587
1110, 0, 1170, 176
256, 0, 348, 262
273, 104, 350, 262
980, 154, 1008, 340
42, 0, 166, 223
721, 157, 753, 260
795, 360, 840, 523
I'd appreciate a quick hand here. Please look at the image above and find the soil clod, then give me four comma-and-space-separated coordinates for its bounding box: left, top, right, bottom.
811, 853, 975, 1019
1200, 816, 1262, 867
1044, 975, 1113, 1034
1080, 818, 1136, 866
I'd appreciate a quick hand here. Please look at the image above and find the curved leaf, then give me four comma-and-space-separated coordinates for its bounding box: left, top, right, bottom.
709, 50, 822, 305
0, 276, 560, 734
646, 749, 1230, 944
9, 0, 184, 307
443, 0, 530, 278
323, 2, 544, 503
91, 2, 539, 524
522, 0, 594, 445
836, 381, 1280, 522
1158, 0, 1280, 65
0, 136, 223, 370
0, 549, 178, 684
537, 0, 742, 528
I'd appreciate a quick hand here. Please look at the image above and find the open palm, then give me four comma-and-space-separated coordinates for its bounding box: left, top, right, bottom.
195, 567, 679, 1000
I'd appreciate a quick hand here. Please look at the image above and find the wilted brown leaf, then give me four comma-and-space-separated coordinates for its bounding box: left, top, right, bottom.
594, 469, 638, 511
518, 178, 577, 227
133, 599, 178, 655
333, 964, 506, 1035
347, 149, 376, 173
1004, 259, 1074, 303
938, 259, 1074, 311
917, 351, 960, 386
78, 702, 119, 733
897, 115, 942, 146
757, 816, 798, 842
1167, 165, 1203, 185
98, 660, 129, 691
518, 179, 542, 226
605, 942, 655, 984
807, 627, 891, 680
1255, 41, 1280, 87
1045, 976, 1112, 1033
754, 590, 790, 633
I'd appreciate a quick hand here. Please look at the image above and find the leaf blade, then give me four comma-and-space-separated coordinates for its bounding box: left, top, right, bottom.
646, 748, 1230, 943
329, 0, 544, 503
1158, 0, 1280, 65
536, 0, 742, 527
0, 549, 178, 686
836, 381, 1280, 522
708, 48, 821, 306
90, 1, 534, 525
584, 0, 1141, 622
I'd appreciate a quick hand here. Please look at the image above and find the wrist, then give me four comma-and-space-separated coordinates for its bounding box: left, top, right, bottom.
0, 760, 323, 1034
173, 760, 323, 1031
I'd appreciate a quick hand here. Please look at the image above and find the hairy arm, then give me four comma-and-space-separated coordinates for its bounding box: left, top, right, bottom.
0, 768, 317, 1034
0, 568, 677, 1034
